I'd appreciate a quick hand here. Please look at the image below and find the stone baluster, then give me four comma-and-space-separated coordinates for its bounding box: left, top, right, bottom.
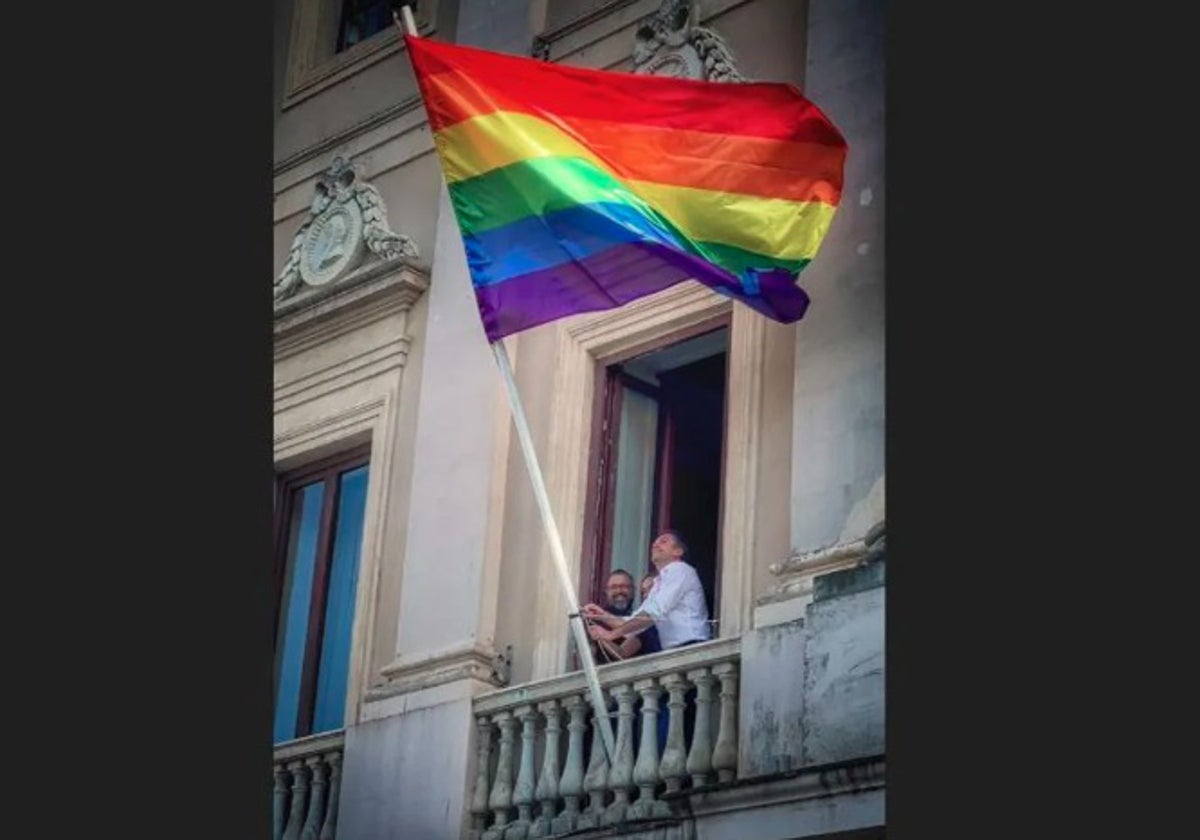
470, 716, 495, 840
658, 672, 690, 792
576, 702, 610, 830
552, 695, 586, 835
505, 705, 537, 840
711, 662, 739, 782
281, 761, 309, 840
299, 756, 328, 840
273, 764, 289, 840
529, 699, 561, 838
630, 678, 670, 818
318, 752, 341, 840
686, 668, 717, 787
482, 711, 516, 840
602, 682, 637, 825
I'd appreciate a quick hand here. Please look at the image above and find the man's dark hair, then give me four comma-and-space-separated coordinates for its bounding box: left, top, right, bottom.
607, 569, 635, 586
662, 530, 688, 560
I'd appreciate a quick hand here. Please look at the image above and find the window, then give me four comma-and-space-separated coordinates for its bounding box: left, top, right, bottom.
336, 0, 399, 53
584, 326, 729, 625
273, 446, 371, 744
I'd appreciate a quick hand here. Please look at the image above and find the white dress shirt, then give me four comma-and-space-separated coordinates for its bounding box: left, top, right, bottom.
631, 560, 711, 649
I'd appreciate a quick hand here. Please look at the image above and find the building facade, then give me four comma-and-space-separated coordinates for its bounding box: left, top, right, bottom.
272, 1, 884, 838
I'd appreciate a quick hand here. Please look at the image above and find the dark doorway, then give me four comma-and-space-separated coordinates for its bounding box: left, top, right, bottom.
587, 327, 728, 624
654, 352, 725, 619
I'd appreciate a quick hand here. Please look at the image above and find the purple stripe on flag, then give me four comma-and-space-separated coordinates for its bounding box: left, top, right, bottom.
474, 241, 809, 341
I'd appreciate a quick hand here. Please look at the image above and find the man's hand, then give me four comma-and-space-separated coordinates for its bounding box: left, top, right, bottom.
586, 623, 617, 642
582, 603, 621, 628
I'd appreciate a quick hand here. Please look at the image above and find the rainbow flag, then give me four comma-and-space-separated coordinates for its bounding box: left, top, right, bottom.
405, 35, 847, 342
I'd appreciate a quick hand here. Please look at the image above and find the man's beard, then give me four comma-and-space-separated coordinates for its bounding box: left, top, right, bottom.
608, 597, 632, 615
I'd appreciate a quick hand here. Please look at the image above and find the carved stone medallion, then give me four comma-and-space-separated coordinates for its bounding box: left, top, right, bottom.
300, 198, 366, 287
275, 156, 420, 302
637, 44, 703, 79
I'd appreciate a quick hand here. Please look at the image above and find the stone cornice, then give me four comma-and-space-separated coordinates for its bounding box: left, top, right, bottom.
369, 641, 506, 701
756, 540, 869, 607
273, 258, 429, 348
675, 754, 885, 814
757, 528, 881, 607
771, 539, 870, 580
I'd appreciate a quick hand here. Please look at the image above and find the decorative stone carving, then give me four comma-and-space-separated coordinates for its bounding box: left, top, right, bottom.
632, 0, 746, 82
275, 156, 418, 302
492, 644, 513, 686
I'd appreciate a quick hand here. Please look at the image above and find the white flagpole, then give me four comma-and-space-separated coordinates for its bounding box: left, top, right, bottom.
399, 3, 418, 36
396, 6, 617, 764
489, 340, 617, 762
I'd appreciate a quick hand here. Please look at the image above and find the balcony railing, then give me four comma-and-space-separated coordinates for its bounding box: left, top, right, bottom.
469, 637, 740, 839
273, 730, 345, 840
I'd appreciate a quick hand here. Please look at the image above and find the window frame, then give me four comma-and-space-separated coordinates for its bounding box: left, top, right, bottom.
272, 443, 372, 741
281, 0, 437, 110
579, 315, 731, 610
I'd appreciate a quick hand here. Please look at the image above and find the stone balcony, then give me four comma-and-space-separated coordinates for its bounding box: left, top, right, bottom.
274, 730, 345, 840
470, 637, 740, 840
466, 557, 886, 840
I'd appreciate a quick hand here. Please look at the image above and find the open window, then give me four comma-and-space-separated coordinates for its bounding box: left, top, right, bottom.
583, 324, 729, 628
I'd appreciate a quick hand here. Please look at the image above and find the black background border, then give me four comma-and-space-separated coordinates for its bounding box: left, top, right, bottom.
8, 0, 1182, 835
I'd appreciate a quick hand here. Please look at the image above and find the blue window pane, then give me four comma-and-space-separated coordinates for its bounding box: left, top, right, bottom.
273, 481, 326, 744
312, 465, 369, 733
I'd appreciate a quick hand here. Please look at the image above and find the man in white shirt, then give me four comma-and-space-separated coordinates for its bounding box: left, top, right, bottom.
583, 530, 711, 650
